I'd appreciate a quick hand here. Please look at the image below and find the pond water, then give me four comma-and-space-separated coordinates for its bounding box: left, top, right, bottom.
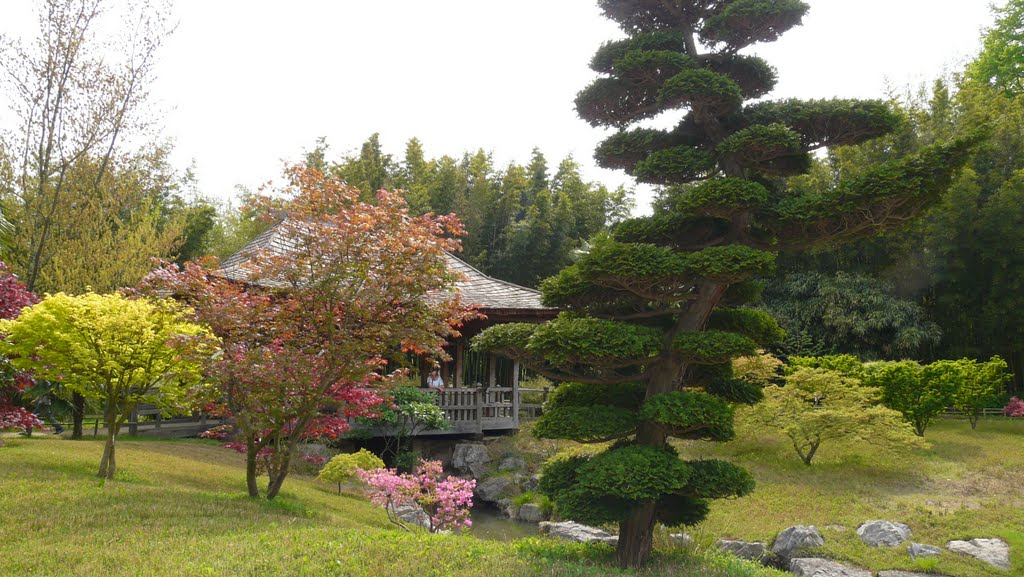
467, 505, 540, 541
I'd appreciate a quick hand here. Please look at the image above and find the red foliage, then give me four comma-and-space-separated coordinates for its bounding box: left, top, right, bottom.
0, 261, 41, 432
0, 262, 39, 320
139, 166, 478, 497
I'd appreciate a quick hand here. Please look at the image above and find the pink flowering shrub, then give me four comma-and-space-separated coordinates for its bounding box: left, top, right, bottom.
299, 453, 327, 466
0, 263, 41, 438
1004, 396, 1024, 417
358, 459, 475, 533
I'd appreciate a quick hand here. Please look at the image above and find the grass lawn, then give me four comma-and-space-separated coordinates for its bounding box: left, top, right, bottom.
678, 417, 1024, 576
0, 436, 780, 577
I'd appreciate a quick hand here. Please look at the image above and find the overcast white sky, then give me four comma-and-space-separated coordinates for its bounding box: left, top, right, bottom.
1, 1, 998, 212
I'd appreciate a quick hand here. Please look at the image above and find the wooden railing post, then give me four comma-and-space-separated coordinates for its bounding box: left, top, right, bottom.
475, 387, 483, 435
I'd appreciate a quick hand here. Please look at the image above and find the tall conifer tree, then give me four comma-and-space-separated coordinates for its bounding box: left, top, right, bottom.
473, 0, 977, 568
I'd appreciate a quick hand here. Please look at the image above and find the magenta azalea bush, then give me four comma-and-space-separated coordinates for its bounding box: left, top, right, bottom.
359, 459, 475, 533
0, 262, 41, 437
1004, 396, 1024, 417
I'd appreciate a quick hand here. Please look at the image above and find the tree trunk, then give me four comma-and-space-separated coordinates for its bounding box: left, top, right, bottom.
613, 283, 726, 568
265, 467, 291, 500
245, 437, 260, 498
969, 413, 979, 429
801, 441, 820, 466
98, 411, 118, 480
616, 501, 658, 568
71, 393, 85, 439
265, 442, 294, 500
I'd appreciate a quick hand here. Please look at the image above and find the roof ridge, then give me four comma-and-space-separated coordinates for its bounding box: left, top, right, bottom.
444, 252, 542, 296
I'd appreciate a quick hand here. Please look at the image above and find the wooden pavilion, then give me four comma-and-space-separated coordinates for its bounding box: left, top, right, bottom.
219, 221, 558, 436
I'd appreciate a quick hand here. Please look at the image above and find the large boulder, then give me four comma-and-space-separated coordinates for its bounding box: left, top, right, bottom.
498, 454, 527, 472
452, 444, 491, 478
857, 520, 912, 547
517, 503, 546, 523
474, 476, 515, 503
771, 525, 825, 559
907, 542, 942, 560
539, 521, 615, 543
669, 533, 693, 547
392, 503, 431, 530
715, 539, 767, 561
946, 537, 1011, 570
789, 558, 871, 577
522, 474, 540, 492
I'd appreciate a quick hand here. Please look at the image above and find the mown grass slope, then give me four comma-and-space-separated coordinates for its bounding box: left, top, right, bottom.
680, 418, 1024, 576
0, 437, 780, 577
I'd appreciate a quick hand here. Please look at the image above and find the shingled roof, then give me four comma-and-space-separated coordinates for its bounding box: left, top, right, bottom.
218, 220, 556, 313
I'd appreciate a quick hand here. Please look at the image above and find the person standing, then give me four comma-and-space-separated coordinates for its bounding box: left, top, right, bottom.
426, 369, 445, 390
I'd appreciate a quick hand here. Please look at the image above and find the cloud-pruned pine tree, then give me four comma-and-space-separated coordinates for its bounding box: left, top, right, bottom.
473, 0, 977, 568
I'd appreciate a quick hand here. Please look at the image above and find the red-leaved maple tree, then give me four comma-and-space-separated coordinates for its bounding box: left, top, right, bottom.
142, 166, 474, 498
0, 262, 41, 443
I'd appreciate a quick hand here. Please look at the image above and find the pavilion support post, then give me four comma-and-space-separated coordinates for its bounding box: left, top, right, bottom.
512, 360, 521, 427
487, 353, 497, 387
454, 340, 464, 388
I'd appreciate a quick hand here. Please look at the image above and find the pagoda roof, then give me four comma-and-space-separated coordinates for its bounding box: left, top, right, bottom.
219, 220, 557, 314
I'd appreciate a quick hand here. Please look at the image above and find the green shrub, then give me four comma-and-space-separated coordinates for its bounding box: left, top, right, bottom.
317, 449, 384, 494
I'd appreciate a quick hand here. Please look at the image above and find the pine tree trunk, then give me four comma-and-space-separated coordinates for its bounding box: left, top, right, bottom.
613, 284, 725, 568
616, 501, 658, 568
71, 393, 85, 439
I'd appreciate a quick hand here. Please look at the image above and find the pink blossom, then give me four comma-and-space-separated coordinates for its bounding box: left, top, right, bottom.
1004, 396, 1024, 417
358, 459, 475, 532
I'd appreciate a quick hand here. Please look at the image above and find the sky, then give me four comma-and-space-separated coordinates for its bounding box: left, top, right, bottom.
1, 0, 999, 213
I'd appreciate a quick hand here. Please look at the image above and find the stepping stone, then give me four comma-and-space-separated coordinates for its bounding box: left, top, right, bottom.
857, 520, 912, 547
715, 538, 766, 560
789, 557, 870, 577
946, 537, 1010, 570
772, 525, 824, 559
907, 542, 942, 559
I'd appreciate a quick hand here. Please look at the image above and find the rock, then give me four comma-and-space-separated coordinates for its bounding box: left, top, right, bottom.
539, 521, 615, 543
789, 558, 871, 577
452, 444, 491, 478
517, 503, 546, 522
715, 539, 766, 560
392, 503, 431, 530
522, 474, 540, 492
878, 572, 950, 577
474, 476, 515, 503
907, 542, 942, 560
669, 533, 693, 547
857, 520, 912, 547
946, 537, 1010, 570
498, 455, 527, 472
771, 525, 825, 559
